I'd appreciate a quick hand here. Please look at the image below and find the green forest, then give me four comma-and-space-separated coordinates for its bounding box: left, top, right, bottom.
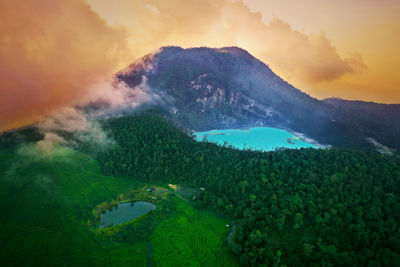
0, 134, 237, 266
98, 114, 400, 266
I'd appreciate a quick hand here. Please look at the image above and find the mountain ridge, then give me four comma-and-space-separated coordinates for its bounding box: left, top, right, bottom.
2, 46, 398, 153
117, 46, 392, 151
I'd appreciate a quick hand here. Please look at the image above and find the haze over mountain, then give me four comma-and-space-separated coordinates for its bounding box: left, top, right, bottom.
116, 46, 399, 152
2, 2, 400, 266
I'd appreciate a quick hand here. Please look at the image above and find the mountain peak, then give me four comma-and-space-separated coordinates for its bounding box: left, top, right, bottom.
116, 45, 328, 136
159, 45, 185, 53
216, 46, 254, 58
115, 45, 400, 151
156, 46, 256, 63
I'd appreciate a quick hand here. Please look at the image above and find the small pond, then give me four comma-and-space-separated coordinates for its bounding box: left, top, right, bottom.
99, 201, 156, 228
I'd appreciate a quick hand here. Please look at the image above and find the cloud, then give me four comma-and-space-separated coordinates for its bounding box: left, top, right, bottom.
37, 107, 114, 150
260, 18, 367, 83
34, 75, 157, 151
36, 133, 67, 152
84, 76, 156, 112
0, 0, 367, 132
0, 0, 130, 132
90, 0, 366, 84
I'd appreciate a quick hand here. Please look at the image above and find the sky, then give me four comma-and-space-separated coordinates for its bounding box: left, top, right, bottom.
0, 0, 399, 132
244, 0, 400, 103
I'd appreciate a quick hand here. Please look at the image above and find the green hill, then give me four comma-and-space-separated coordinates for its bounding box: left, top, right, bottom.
99, 114, 400, 266
0, 114, 399, 266
0, 142, 237, 266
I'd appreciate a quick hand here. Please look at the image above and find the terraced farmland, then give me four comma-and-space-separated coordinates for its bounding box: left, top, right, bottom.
151, 196, 239, 267
0, 144, 238, 266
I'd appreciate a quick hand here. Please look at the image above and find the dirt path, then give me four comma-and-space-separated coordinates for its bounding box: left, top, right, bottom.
227, 222, 236, 245
80, 157, 92, 172
146, 241, 153, 267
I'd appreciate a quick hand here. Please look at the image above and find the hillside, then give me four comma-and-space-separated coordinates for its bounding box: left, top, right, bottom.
323, 98, 400, 151
116, 46, 387, 151
99, 114, 400, 266
0, 130, 238, 266
0, 113, 399, 266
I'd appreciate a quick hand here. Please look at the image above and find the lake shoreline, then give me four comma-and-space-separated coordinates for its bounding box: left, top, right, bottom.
192, 126, 330, 149
193, 126, 328, 151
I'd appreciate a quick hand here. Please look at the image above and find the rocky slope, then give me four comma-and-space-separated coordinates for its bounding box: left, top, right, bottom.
115, 46, 397, 151
323, 98, 400, 152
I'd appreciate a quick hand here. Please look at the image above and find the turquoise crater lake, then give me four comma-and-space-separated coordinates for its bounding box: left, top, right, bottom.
99, 201, 156, 229
194, 127, 318, 151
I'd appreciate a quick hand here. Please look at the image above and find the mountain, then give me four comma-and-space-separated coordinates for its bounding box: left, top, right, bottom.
1, 48, 400, 267
117, 46, 398, 152
323, 98, 400, 153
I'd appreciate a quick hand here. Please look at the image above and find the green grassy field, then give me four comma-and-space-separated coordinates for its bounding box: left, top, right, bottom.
0, 144, 238, 266
151, 196, 238, 267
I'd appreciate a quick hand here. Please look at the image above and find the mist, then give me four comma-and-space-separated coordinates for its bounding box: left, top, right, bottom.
0, 0, 130, 132
0, 0, 366, 132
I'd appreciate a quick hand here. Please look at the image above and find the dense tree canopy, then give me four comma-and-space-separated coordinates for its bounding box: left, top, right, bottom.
98, 114, 400, 266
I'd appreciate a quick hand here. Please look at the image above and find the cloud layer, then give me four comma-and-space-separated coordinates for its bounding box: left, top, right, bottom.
0, 0, 129, 132
90, 0, 365, 85
37, 107, 113, 150
0, 0, 366, 132
257, 18, 367, 83
89, 0, 367, 83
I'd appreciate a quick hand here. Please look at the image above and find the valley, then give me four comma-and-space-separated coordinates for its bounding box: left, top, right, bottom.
0, 143, 238, 266
0, 113, 399, 266
97, 114, 400, 266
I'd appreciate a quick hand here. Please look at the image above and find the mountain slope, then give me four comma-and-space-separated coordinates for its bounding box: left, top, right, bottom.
116, 46, 394, 151
323, 98, 400, 151
99, 114, 400, 266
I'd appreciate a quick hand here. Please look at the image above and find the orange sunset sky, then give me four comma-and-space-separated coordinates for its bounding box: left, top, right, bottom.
0, 0, 399, 132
